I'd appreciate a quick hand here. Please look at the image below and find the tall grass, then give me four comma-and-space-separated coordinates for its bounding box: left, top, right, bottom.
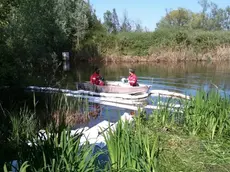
0, 93, 95, 171
103, 118, 159, 171
144, 89, 230, 171
147, 89, 230, 139
4, 129, 99, 172
2, 89, 230, 171
183, 89, 230, 139
9, 105, 37, 144
47, 94, 91, 130
0, 104, 38, 162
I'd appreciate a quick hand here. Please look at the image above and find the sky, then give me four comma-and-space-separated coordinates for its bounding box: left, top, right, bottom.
89, 0, 229, 31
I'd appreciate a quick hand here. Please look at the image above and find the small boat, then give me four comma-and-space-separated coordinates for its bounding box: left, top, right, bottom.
76, 81, 151, 95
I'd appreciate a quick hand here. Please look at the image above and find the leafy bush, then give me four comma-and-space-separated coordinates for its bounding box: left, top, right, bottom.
101, 29, 230, 57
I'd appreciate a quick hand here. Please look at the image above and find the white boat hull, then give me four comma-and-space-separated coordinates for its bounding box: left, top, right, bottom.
76, 81, 151, 94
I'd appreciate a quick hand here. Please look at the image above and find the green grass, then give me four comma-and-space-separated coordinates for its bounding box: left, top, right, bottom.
4, 129, 99, 172
1, 89, 230, 171
103, 119, 159, 171
183, 90, 230, 139
144, 89, 230, 171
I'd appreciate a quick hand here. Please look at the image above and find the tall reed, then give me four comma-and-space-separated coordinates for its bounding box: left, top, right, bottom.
183, 89, 230, 139
9, 105, 37, 144
48, 94, 90, 130
103, 117, 159, 171
148, 89, 230, 139
149, 96, 184, 131
4, 129, 99, 172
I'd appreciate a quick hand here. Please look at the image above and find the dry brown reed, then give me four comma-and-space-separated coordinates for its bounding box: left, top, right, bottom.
102, 45, 230, 63
52, 105, 101, 128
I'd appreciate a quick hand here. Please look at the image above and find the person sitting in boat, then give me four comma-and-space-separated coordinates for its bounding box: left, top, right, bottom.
128, 68, 138, 86
90, 67, 105, 86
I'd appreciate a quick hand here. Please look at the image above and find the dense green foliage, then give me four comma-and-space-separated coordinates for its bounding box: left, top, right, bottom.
1, 0, 230, 86
156, 0, 230, 30
99, 29, 230, 57
0, 0, 104, 87
100, 0, 230, 59
1, 90, 230, 171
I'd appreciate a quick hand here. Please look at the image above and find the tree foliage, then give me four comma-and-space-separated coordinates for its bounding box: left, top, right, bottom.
156, 1, 230, 31
157, 8, 192, 29
103, 8, 120, 33
1, 0, 230, 87
120, 10, 132, 32
0, 0, 98, 86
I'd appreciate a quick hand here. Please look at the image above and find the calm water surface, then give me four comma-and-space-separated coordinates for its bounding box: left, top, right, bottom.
68, 61, 230, 95
67, 61, 230, 128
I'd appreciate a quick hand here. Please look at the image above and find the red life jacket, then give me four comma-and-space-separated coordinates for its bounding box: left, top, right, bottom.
90, 72, 105, 86
90, 72, 100, 85
128, 73, 137, 86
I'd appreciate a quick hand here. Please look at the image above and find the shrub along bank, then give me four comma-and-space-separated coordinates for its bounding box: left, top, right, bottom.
98, 29, 230, 62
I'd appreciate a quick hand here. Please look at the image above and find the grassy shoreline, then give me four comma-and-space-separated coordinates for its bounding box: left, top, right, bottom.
91, 29, 230, 62
1, 89, 230, 171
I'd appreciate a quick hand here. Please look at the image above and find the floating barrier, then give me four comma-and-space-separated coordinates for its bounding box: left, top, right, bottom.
34, 112, 133, 148
25, 86, 189, 111
150, 90, 190, 100
11, 112, 134, 172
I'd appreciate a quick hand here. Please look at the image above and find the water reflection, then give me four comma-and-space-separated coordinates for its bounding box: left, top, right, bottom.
70, 61, 230, 96
63, 61, 230, 128
62, 52, 70, 71
63, 61, 70, 71
74, 103, 129, 129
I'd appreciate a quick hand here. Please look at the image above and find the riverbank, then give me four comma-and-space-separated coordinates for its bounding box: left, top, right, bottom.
93, 29, 230, 62
102, 45, 230, 62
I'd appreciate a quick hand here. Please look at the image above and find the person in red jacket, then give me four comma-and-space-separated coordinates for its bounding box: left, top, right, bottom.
90, 67, 105, 86
128, 68, 138, 86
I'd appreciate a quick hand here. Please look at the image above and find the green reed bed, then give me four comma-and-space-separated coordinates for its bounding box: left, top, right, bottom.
2, 89, 230, 171
48, 94, 90, 130
103, 118, 159, 171
144, 89, 230, 171
183, 90, 230, 139
4, 129, 99, 172
0, 93, 92, 171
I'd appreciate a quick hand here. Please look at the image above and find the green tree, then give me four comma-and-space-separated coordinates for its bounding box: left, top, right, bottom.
222, 6, 230, 30
0, 0, 94, 86
103, 10, 113, 33
156, 8, 192, 29
189, 13, 203, 29
103, 8, 120, 33
134, 20, 143, 32
112, 8, 120, 33
120, 10, 132, 32
198, 0, 210, 28
54, 0, 89, 50
206, 2, 224, 30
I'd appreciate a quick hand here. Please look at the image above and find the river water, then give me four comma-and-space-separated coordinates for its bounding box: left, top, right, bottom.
64, 61, 230, 128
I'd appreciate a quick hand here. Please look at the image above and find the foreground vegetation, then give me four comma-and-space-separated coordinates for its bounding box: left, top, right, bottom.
1, 89, 230, 171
